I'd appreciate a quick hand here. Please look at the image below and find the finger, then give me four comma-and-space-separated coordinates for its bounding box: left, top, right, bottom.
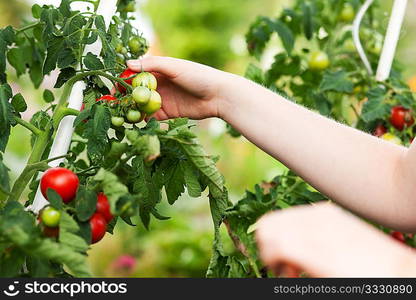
127, 56, 182, 78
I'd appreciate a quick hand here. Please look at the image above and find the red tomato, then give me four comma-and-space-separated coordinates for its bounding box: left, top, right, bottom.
97, 95, 118, 103
40, 168, 79, 204
117, 69, 137, 94
90, 213, 107, 244
390, 231, 405, 243
96, 192, 113, 223
373, 124, 387, 137
390, 106, 414, 131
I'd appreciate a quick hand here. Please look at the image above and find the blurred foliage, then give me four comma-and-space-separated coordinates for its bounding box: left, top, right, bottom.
0, 0, 28, 27
143, 0, 277, 70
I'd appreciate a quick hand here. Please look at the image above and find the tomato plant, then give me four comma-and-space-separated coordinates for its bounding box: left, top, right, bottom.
0, 0, 225, 277
1, 0, 415, 279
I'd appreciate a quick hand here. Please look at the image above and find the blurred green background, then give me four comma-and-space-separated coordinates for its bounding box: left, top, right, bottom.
2, 0, 416, 277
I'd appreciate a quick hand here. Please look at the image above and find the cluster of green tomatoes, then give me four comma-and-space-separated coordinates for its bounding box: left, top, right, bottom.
90, 69, 162, 127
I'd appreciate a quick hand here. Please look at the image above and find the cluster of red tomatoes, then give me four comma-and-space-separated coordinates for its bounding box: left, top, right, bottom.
372, 106, 414, 145
109, 69, 161, 127
38, 167, 113, 244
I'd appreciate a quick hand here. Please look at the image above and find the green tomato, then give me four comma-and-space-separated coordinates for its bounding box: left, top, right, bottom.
132, 86, 151, 106
381, 133, 402, 146
141, 90, 162, 115
111, 116, 125, 127
41, 206, 61, 228
120, 47, 128, 55
132, 72, 157, 90
115, 43, 124, 53
128, 37, 142, 55
339, 3, 355, 22
126, 110, 142, 123
308, 51, 330, 71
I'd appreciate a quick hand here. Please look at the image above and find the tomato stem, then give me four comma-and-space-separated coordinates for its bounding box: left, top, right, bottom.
14, 116, 42, 136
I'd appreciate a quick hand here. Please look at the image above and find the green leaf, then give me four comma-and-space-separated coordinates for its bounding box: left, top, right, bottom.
84, 105, 111, 163
43, 89, 55, 103
271, 20, 295, 54
43, 36, 65, 75
7, 48, 26, 76
0, 84, 13, 152
46, 189, 63, 210
319, 70, 353, 93
75, 186, 97, 222
57, 48, 76, 69
84, 52, 104, 70
94, 169, 129, 214
32, 4, 42, 19
54, 67, 76, 88
0, 156, 10, 195
361, 88, 391, 122
11, 93, 27, 112
181, 161, 201, 198
164, 161, 185, 205
245, 63, 264, 84
302, 2, 313, 40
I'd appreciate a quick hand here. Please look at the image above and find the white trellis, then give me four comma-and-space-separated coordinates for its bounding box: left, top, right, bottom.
353, 0, 408, 80
29, 0, 118, 213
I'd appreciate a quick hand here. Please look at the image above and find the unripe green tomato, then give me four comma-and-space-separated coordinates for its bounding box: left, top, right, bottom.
132, 72, 157, 90
128, 37, 142, 55
132, 86, 151, 106
141, 90, 162, 115
121, 47, 128, 55
126, 110, 142, 123
115, 43, 124, 53
111, 116, 125, 127
369, 40, 382, 55
308, 51, 330, 71
339, 3, 355, 22
41, 206, 61, 228
344, 39, 356, 52
381, 133, 402, 145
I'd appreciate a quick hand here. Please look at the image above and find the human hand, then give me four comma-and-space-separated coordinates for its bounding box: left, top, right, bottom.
127, 56, 236, 120
256, 203, 416, 277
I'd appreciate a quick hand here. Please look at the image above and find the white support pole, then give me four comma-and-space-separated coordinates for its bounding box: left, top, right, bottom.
375, 0, 408, 81
29, 0, 118, 213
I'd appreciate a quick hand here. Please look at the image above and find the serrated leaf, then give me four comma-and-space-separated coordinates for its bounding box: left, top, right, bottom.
54, 67, 76, 88
94, 169, 129, 214
245, 63, 264, 84
46, 188, 63, 210
361, 88, 390, 122
75, 186, 97, 222
43, 36, 65, 75
319, 70, 353, 93
164, 162, 185, 205
57, 48, 76, 69
11, 93, 27, 112
181, 161, 201, 198
84, 52, 104, 70
84, 105, 111, 163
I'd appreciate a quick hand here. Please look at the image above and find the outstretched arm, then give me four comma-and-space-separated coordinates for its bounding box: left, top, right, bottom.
128, 56, 416, 232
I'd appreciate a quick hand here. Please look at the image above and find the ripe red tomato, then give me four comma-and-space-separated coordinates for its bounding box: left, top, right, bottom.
96, 192, 113, 223
373, 124, 387, 137
390, 231, 405, 243
40, 168, 79, 203
390, 106, 414, 131
117, 69, 137, 94
97, 95, 118, 103
90, 213, 107, 244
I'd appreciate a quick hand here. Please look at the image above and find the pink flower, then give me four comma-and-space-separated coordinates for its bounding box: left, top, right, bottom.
112, 255, 137, 272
